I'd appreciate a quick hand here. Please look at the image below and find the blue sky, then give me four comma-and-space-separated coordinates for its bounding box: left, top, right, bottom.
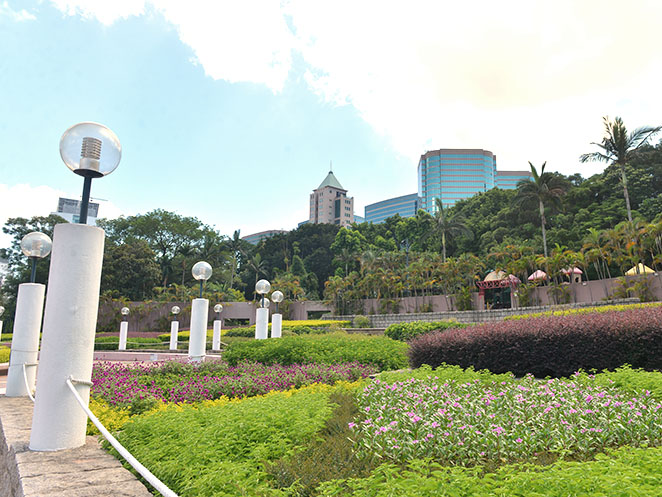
2, 0, 662, 248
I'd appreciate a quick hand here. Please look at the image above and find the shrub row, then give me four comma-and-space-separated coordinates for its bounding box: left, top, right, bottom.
223, 332, 409, 371
94, 336, 162, 350
408, 307, 662, 377
0, 346, 10, 363
505, 302, 662, 321
385, 320, 467, 342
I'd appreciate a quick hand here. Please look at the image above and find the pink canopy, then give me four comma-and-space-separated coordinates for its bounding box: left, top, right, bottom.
561, 267, 583, 275
528, 270, 547, 281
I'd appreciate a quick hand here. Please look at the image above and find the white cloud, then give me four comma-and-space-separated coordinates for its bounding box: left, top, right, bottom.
0, 184, 124, 249
0, 1, 36, 21
47, 0, 662, 175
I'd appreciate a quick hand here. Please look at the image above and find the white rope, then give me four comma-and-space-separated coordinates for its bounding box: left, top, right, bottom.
22, 363, 36, 402
65, 376, 179, 497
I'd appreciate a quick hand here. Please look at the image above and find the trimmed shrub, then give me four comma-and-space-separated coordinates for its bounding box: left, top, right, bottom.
408, 307, 662, 377
0, 346, 10, 363
385, 320, 466, 342
353, 315, 371, 328
94, 336, 162, 350
505, 302, 662, 321
223, 326, 255, 337
223, 332, 409, 371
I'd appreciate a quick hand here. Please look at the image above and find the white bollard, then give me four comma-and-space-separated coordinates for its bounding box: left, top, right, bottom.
212, 320, 222, 351
255, 308, 268, 339
118, 321, 128, 350
0, 321, 3, 334
188, 298, 208, 361
6, 283, 45, 397
271, 313, 282, 338
169, 320, 179, 350
30, 223, 105, 451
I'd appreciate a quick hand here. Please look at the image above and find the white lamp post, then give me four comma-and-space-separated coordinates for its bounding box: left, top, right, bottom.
189, 261, 212, 361
270, 290, 284, 338
169, 305, 180, 350
0, 306, 4, 334
30, 122, 120, 452
6, 232, 52, 397
212, 303, 223, 351
118, 307, 129, 350
255, 279, 270, 340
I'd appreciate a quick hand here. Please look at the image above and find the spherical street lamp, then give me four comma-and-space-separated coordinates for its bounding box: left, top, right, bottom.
59, 122, 121, 224
255, 279, 271, 308
169, 306, 181, 351
214, 303, 223, 316
259, 298, 270, 308
120, 307, 129, 319
20, 232, 52, 283
171, 305, 181, 316
271, 290, 283, 313
192, 261, 212, 298
212, 303, 223, 352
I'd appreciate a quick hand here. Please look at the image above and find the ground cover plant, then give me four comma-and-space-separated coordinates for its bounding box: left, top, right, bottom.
409, 307, 662, 376
0, 346, 10, 363
349, 370, 662, 467
223, 332, 409, 371
505, 301, 662, 321
384, 320, 467, 342
91, 360, 376, 408
109, 382, 361, 497
94, 336, 163, 350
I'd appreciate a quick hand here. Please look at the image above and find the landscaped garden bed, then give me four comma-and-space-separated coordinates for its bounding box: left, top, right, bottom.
85, 315, 662, 496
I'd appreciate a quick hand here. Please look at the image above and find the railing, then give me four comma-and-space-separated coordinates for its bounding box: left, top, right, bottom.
66, 376, 179, 497
22, 362, 37, 402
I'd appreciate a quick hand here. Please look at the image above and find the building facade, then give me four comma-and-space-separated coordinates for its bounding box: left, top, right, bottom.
418, 149, 497, 212
364, 193, 420, 224
51, 197, 100, 225
241, 230, 287, 245
309, 170, 354, 226
496, 170, 532, 189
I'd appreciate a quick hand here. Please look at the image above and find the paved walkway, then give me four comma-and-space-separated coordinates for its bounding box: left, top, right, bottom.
0, 396, 152, 497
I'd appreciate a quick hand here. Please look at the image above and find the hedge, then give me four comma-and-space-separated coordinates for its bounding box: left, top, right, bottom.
505, 302, 662, 321
408, 307, 662, 377
0, 346, 10, 363
223, 332, 409, 371
385, 320, 467, 342
94, 336, 163, 350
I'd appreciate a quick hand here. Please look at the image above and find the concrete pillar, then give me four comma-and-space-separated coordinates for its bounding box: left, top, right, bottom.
118, 321, 128, 350
6, 283, 45, 397
255, 308, 268, 339
188, 298, 208, 361
212, 320, 222, 351
271, 313, 282, 338
169, 320, 179, 350
30, 223, 104, 451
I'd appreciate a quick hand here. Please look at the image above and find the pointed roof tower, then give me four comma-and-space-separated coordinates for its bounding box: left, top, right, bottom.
317, 168, 345, 191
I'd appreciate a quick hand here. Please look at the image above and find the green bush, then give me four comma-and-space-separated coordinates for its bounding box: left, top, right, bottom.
385, 320, 466, 342
223, 326, 255, 337
353, 315, 371, 328
94, 336, 162, 350
112, 386, 338, 496
316, 447, 662, 496
223, 332, 409, 371
0, 346, 10, 363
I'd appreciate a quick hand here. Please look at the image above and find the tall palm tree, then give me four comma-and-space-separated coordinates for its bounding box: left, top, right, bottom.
580, 116, 661, 223
431, 198, 473, 263
516, 162, 567, 258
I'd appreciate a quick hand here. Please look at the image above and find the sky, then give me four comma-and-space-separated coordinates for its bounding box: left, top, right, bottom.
1, 0, 662, 249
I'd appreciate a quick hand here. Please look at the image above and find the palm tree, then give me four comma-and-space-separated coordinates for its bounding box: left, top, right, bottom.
431, 198, 473, 263
516, 162, 567, 258
580, 116, 661, 223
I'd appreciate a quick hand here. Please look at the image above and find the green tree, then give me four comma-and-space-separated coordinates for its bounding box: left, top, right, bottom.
516, 162, 568, 258
330, 227, 366, 276
100, 240, 161, 300
430, 198, 473, 263
580, 116, 661, 223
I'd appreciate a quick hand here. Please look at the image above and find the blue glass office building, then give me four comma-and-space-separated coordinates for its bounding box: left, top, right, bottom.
364, 193, 420, 224
418, 149, 496, 212
496, 170, 532, 189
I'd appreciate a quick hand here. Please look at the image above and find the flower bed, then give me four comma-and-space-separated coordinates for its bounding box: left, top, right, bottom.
350, 372, 662, 466
91, 360, 376, 407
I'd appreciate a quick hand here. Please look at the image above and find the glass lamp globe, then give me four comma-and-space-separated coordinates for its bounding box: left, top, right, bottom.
255, 279, 271, 295
20, 232, 52, 258
60, 122, 121, 178
259, 298, 270, 309
192, 261, 213, 281
121, 307, 130, 316
214, 304, 223, 313
271, 290, 284, 303
0, 306, 4, 317
171, 306, 181, 315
